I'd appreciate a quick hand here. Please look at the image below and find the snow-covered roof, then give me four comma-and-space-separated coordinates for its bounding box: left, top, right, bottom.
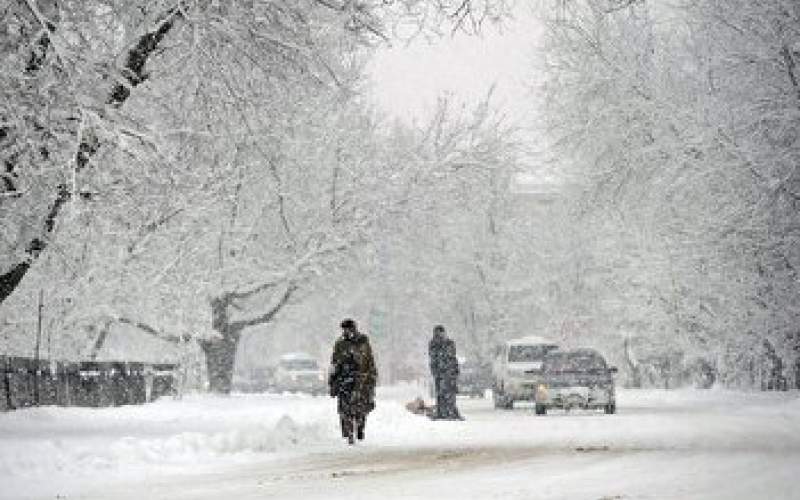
505, 335, 559, 346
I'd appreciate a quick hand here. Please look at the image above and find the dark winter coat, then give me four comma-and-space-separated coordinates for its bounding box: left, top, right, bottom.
429, 333, 459, 380
329, 331, 377, 416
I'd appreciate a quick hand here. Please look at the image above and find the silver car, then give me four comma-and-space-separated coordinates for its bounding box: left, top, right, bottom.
492, 336, 560, 409
273, 353, 327, 395
534, 348, 617, 415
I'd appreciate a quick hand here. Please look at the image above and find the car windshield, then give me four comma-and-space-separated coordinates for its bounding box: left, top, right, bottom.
461, 361, 485, 372
508, 345, 558, 362
280, 359, 318, 370
545, 353, 606, 372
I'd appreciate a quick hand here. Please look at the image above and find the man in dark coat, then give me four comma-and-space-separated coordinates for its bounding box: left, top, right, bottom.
428, 325, 463, 420
329, 318, 377, 444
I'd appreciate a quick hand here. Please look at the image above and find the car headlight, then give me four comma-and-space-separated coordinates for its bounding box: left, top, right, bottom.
536, 384, 549, 399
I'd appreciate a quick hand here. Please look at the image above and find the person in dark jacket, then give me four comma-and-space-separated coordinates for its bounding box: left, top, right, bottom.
329, 318, 377, 444
428, 325, 463, 420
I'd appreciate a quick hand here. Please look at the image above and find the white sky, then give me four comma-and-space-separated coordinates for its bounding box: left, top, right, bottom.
367, 9, 543, 125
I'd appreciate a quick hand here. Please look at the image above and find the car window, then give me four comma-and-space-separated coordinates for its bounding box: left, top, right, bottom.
508, 345, 558, 362
545, 353, 606, 372
280, 359, 318, 370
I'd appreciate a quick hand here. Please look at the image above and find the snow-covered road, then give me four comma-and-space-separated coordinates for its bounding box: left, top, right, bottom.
2, 387, 798, 499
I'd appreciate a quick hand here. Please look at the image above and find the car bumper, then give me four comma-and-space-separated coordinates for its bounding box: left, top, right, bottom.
275, 380, 326, 393
536, 385, 614, 408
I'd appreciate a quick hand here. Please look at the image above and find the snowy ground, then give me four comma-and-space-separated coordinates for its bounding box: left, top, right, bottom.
1, 385, 799, 500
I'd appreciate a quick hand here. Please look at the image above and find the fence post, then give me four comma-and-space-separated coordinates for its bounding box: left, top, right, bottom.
0, 356, 8, 412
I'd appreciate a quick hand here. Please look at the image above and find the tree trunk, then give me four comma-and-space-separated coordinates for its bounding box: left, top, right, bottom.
199, 286, 293, 394
200, 335, 239, 394
623, 336, 642, 388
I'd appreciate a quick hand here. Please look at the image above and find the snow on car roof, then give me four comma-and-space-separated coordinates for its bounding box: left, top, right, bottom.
505, 335, 559, 346
547, 347, 598, 356
279, 352, 315, 361
546, 347, 606, 359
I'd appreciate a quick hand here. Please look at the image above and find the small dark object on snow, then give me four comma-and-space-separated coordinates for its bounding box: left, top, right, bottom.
405, 397, 436, 418
575, 445, 611, 453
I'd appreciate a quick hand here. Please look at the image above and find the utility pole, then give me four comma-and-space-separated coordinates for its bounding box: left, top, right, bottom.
46, 308, 52, 362
34, 289, 43, 405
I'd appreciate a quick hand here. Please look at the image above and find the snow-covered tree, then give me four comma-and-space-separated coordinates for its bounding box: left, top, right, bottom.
534, 0, 800, 388
1, 0, 517, 392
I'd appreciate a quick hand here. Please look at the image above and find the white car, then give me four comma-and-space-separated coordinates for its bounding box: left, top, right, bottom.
492, 336, 560, 409
272, 353, 327, 395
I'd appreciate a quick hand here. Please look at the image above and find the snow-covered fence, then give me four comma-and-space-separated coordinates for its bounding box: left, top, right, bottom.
0, 356, 178, 412
1, 356, 49, 409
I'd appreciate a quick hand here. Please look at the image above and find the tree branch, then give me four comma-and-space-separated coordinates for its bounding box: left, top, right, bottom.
116, 316, 188, 343
88, 320, 113, 360
126, 207, 187, 255
780, 44, 800, 103
23, 0, 67, 67
268, 155, 296, 246
0, 261, 32, 304
227, 281, 279, 302
310, 0, 388, 41
108, 5, 183, 106
0, 183, 69, 303
603, 0, 640, 14
230, 284, 295, 330
0, 4, 183, 307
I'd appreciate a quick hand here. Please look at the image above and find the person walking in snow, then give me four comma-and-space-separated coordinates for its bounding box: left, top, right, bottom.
428, 325, 463, 420
329, 318, 378, 445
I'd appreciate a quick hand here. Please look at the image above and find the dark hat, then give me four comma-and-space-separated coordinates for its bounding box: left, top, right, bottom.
433, 324, 445, 333
340, 318, 356, 330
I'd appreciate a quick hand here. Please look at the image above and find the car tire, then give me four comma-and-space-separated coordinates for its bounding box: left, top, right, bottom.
604, 403, 616, 414
493, 390, 513, 410
492, 392, 503, 408
535, 403, 547, 415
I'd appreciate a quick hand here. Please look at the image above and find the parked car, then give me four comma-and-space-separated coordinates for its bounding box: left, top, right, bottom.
458, 358, 492, 398
233, 366, 276, 393
273, 352, 327, 395
492, 336, 560, 409
534, 348, 617, 415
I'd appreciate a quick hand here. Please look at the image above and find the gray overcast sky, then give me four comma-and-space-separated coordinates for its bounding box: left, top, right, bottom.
367, 9, 543, 125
